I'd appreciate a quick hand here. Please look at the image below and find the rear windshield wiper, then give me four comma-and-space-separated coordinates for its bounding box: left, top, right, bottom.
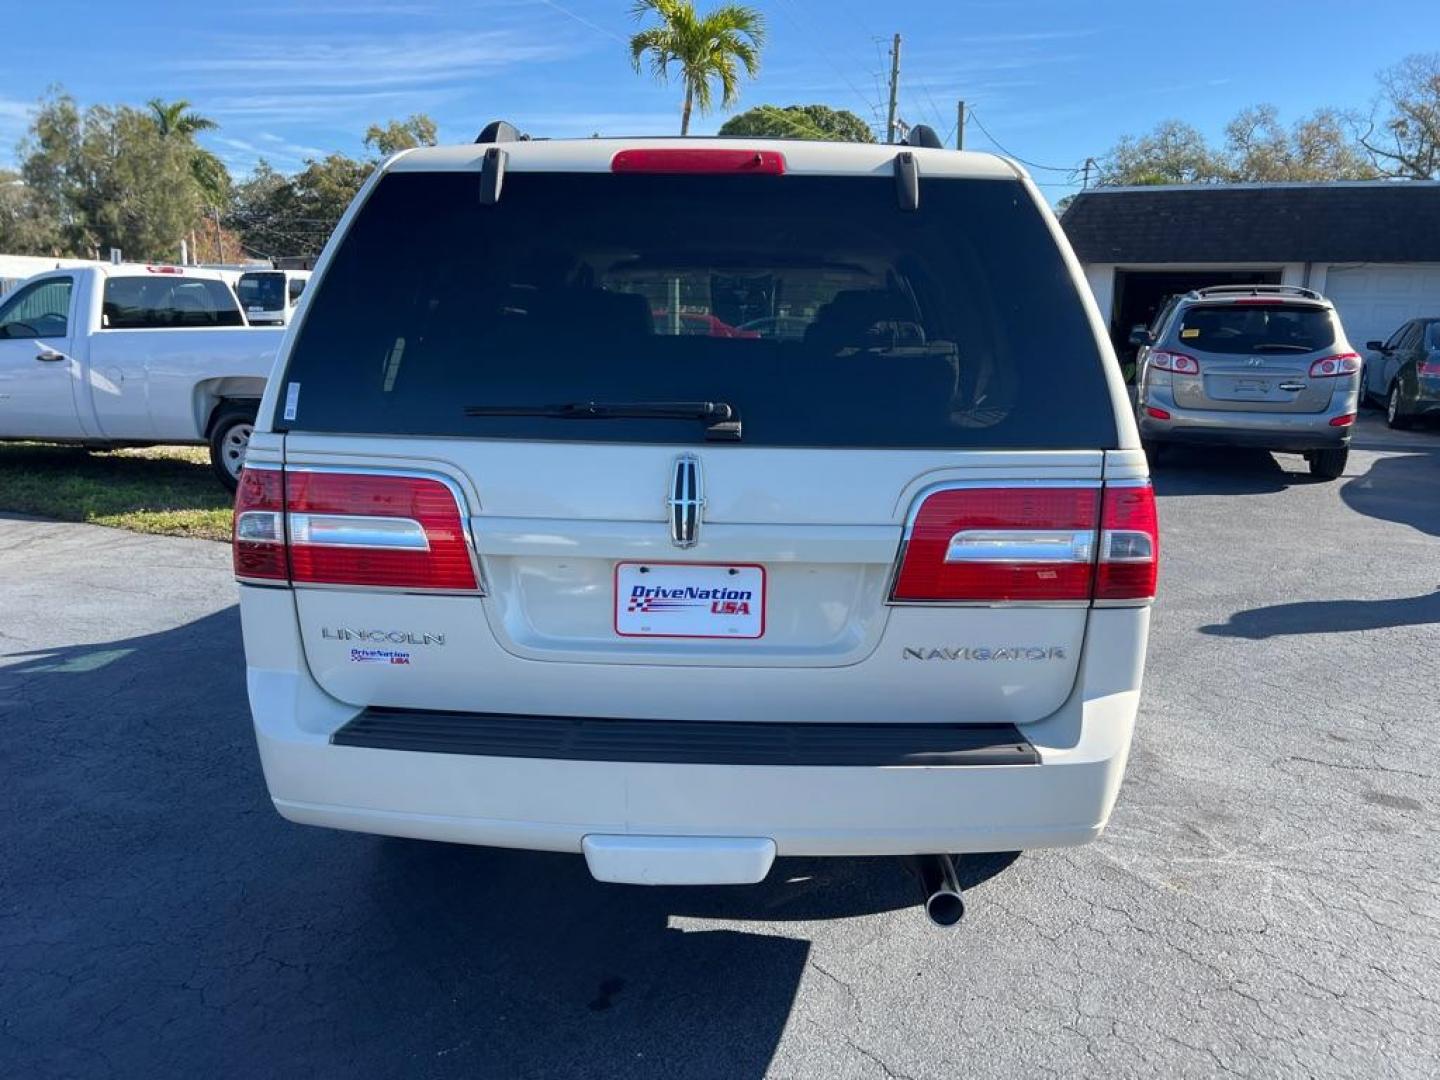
463, 400, 742, 440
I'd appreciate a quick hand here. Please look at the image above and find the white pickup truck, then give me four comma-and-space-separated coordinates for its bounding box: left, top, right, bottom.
0, 263, 283, 487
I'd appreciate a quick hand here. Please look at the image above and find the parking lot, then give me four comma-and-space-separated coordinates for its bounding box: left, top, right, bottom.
1, 414, 1437, 1079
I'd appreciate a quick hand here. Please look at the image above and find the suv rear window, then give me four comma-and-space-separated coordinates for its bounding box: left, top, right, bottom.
237, 272, 285, 312
1176, 303, 1336, 355
278, 171, 1116, 448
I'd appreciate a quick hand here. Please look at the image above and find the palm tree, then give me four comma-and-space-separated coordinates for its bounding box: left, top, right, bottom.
147, 99, 228, 213
147, 98, 218, 139
629, 0, 764, 136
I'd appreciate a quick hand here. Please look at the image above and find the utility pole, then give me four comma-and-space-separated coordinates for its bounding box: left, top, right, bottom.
956, 100, 966, 150
885, 33, 902, 144
1081, 157, 1097, 189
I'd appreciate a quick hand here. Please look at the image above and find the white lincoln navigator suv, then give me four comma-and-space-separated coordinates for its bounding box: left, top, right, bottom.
234, 128, 1156, 915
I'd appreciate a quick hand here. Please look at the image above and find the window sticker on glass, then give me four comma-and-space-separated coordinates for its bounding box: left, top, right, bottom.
283, 381, 301, 421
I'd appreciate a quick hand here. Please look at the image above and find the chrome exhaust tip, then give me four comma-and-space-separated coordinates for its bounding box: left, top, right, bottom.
917, 854, 966, 927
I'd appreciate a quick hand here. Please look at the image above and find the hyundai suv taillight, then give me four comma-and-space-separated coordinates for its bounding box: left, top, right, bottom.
233, 466, 479, 592
890, 482, 1157, 605
1308, 352, 1360, 378
1149, 350, 1199, 375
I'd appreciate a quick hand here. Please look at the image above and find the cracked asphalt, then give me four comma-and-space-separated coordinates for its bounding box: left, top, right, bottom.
2, 414, 1437, 1079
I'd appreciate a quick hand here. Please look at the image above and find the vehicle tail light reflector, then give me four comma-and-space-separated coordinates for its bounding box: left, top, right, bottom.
233, 467, 287, 581
1418, 359, 1440, 377
1094, 483, 1159, 602
1329, 413, 1356, 427
232, 468, 478, 592
891, 487, 1100, 602
610, 148, 786, 174
1309, 352, 1360, 377
890, 482, 1158, 605
1150, 350, 1200, 375
1145, 406, 1171, 420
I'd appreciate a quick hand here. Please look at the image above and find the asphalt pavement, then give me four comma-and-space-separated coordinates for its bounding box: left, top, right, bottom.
2, 413, 1437, 1079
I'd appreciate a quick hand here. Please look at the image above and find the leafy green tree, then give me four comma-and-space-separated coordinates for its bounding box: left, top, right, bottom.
363, 114, 439, 157
17, 94, 204, 260
718, 104, 874, 142
629, 0, 764, 135
1098, 120, 1229, 185
1099, 107, 1376, 186
229, 154, 372, 259
0, 169, 63, 254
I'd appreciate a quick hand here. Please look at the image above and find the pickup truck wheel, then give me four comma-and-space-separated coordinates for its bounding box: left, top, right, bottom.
209, 404, 257, 491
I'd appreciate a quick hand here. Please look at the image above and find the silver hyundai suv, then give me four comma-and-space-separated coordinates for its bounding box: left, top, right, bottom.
1133, 285, 1360, 479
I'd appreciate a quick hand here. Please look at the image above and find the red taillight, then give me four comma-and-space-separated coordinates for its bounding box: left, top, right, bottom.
233, 467, 287, 581
890, 483, 1158, 605
1150, 350, 1199, 375
1330, 413, 1357, 427
1309, 352, 1360, 378
1419, 360, 1440, 377
232, 468, 478, 592
892, 487, 1101, 603
610, 148, 786, 175
1145, 406, 1172, 420
1095, 482, 1159, 602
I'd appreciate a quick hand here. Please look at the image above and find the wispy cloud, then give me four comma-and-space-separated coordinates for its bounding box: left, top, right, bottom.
175, 30, 581, 92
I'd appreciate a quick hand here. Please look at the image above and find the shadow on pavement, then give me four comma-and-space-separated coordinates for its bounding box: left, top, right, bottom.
1341, 447, 1440, 538
1199, 589, 1440, 639
0, 609, 1016, 1078
1149, 445, 1311, 497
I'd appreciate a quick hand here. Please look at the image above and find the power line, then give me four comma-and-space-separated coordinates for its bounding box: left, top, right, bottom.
772, 0, 883, 125
966, 109, 1079, 173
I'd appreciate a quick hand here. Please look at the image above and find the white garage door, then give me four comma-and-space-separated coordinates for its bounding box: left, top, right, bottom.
1323, 264, 1440, 348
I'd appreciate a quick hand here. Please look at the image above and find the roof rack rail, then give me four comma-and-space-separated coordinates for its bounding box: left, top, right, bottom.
475, 120, 530, 144
1190, 284, 1322, 301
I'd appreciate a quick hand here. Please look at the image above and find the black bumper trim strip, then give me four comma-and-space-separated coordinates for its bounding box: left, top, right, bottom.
331, 709, 1039, 767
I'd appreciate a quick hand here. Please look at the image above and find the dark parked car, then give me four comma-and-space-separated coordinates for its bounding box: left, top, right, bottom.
1361, 318, 1440, 429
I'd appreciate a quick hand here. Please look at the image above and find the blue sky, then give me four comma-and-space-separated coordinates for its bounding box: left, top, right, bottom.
0, 0, 1429, 199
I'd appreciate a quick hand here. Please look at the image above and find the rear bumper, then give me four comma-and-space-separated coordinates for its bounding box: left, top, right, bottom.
1138, 385, 1354, 451
242, 588, 1147, 862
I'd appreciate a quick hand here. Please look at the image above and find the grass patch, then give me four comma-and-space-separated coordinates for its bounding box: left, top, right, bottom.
0, 443, 233, 541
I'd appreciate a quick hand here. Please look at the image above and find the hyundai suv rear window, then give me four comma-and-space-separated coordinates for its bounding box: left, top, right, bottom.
1177, 303, 1336, 355
278, 171, 1116, 448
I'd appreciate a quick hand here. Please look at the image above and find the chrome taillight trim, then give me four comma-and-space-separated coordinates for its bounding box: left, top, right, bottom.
945, 528, 1095, 565
288, 513, 430, 551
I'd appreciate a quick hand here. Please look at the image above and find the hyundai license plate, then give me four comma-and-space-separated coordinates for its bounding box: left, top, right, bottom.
615, 562, 765, 638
